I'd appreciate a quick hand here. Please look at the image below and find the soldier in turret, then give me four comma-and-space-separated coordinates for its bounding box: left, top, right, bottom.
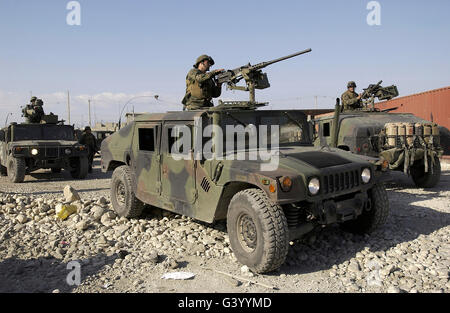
182, 55, 224, 111
23, 97, 45, 123
341, 81, 363, 111
30, 96, 37, 105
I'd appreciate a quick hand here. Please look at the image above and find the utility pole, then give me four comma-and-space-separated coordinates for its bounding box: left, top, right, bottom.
88, 99, 92, 127
67, 90, 71, 124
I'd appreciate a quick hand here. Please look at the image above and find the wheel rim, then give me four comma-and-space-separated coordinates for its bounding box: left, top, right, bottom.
237, 213, 258, 253
115, 180, 126, 206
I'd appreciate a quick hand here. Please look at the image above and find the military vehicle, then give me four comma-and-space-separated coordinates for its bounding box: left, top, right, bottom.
313, 81, 444, 188
0, 103, 89, 183
101, 50, 391, 273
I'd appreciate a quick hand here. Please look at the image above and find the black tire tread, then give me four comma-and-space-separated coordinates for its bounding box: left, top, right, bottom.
411, 157, 441, 188
70, 157, 89, 179
110, 165, 144, 218
341, 183, 389, 234
7, 157, 26, 183
228, 188, 289, 273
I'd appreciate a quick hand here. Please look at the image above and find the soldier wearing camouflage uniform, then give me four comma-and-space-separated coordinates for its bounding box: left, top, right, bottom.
78, 126, 97, 173
30, 96, 37, 105
23, 97, 45, 123
182, 55, 224, 110
341, 81, 362, 111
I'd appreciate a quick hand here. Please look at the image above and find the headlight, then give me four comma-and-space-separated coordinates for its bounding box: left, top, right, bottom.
361, 168, 371, 184
308, 177, 320, 195
64, 148, 72, 155
31, 148, 39, 155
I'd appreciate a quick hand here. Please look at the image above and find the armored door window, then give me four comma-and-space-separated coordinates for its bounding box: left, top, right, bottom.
166, 124, 193, 156
138, 128, 155, 152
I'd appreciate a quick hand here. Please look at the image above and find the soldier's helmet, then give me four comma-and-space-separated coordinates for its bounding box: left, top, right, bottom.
347, 81, 357, 88
30, 96, 37, 103
35, 99, 44, 106
194, 55, 215, 68
84, 126, 91, 131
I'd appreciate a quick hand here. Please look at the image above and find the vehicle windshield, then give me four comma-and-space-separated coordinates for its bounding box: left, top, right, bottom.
219, 110, 311, 151
12, 125, 75, 141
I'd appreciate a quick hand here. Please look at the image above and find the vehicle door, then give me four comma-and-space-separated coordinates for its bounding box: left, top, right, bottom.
132, 122, 161, 203
160, 121, 197, 204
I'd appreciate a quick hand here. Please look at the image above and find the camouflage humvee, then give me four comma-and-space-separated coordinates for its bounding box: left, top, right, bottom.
313, 82, 443, 188
101, 103, 391, 273
0, 122, 90, 183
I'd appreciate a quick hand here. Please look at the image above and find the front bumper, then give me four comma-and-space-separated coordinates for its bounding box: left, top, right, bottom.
319, 192, 368, 224
11, 146, 88, 159
287, 191, 370, 240
10, 146, 88, 171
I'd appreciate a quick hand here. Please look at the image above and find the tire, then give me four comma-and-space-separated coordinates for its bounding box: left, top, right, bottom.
226, 188, 289, 273
411, 156, 441, 188
110, 165, 144, 218
340, 183, 389, 234
51, 168, 62, 173
7, 157, 26, 183
0, 164, 7, 176
70, 157, 89, 179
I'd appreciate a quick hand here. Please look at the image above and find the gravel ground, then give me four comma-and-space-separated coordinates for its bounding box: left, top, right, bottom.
0, 157, 449, 293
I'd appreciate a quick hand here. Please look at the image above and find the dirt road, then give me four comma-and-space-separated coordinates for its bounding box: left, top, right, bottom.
0, 158, 449, 293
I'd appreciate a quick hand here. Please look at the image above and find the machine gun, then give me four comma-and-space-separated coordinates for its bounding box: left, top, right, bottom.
360, 80, 399, 111
215, 48, 312, 105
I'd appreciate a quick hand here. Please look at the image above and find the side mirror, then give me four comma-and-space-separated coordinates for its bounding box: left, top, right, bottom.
0, 130, 4, 141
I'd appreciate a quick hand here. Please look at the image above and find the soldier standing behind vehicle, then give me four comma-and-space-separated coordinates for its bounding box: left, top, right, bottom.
182, 55, 224, 110
79, 126, 97, 173
341, 81, 363, 111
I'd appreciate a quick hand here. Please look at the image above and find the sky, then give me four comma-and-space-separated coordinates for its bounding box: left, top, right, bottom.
0, 0, 449, 127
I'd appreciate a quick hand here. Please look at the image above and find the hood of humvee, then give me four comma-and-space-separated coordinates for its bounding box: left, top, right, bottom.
222, 145, 370, 177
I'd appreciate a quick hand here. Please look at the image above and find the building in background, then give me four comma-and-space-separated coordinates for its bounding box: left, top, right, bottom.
91, 122, 119, 148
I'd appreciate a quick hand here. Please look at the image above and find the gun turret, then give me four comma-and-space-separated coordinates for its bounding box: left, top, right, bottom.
361, 80, 383, 100
360, 81, 399, 111
216, 48, 312, 105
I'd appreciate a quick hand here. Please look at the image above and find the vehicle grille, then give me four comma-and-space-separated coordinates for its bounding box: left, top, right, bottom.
45, 147, 59, 158
322, 169, 360, 194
